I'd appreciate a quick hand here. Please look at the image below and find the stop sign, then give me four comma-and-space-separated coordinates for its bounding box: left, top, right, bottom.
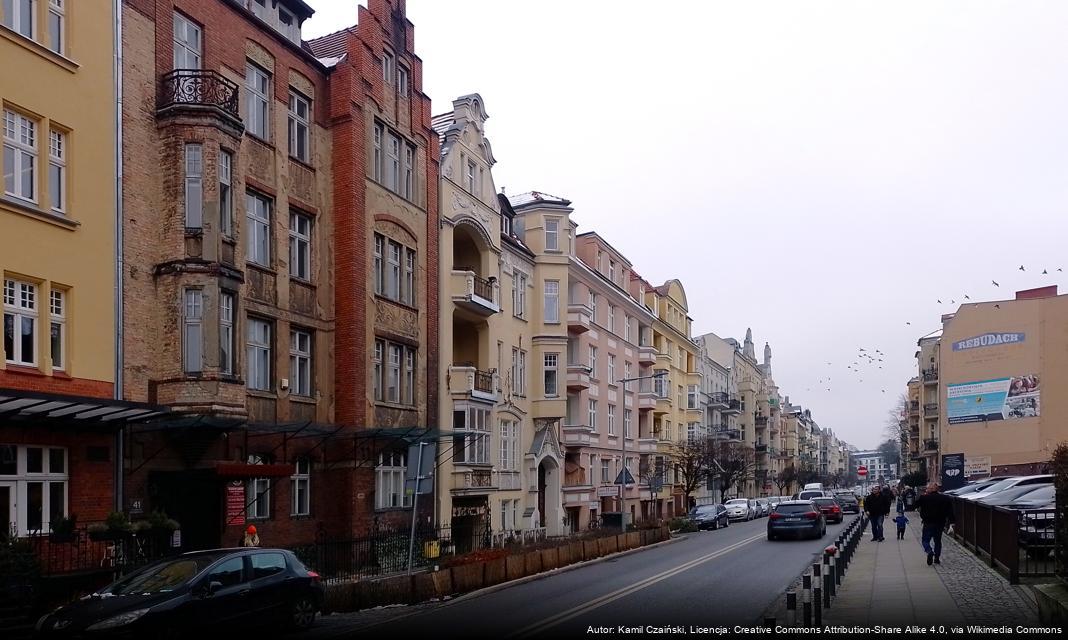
857, 466, 868, 477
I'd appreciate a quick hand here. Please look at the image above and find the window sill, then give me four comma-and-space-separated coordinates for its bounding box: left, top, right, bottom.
247, 389, 278, 399
374, 507, 412, 513
290, 394, 317, 405
373, 295, 418, 313
248, 262, 276, 276
223, 236, 237, 246
374, 401, 418, 412
368, 178, 422, 209
185, 227, 204, 237
2, 364, 45, 377
247, 133, 274, 149
0, 25, 79, 73
289, 155, 316, 172
290, 276, 315, 288
0, 197, 79, 230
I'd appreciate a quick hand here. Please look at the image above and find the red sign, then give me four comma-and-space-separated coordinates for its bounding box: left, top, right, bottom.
226, 481, 246, 526
857, 466, 868, 477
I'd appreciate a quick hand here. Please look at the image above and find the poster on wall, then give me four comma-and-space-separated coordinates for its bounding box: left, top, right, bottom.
941, 453, 966, 491
946, 375, 1040, 424
226, 481, 246, 527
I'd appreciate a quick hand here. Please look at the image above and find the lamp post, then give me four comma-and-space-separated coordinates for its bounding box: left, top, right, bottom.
617, 371, 668, 532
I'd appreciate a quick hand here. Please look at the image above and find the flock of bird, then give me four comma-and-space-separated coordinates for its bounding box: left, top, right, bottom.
904, 265, 1063, 325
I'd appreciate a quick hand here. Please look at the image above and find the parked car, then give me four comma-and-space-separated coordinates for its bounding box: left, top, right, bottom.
768, 500, 827, 540
725, 498, 756, 521
767, 496, 784, 510
755, 498, 771, 517
962, 475, 1052, 502
688, 504, 730, 530
833, 492, 860, 514
812, 497, 844, 523
945, 477, 1010, 496
1018, 508, 1056, 559
35, 549, 324, 637
1003, 485, 1055, 511
976, 484, 1049, 507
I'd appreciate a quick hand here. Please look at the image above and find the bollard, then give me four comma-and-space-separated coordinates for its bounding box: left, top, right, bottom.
830, 556, 838, 592
813, 562, 821, 579
802, 588, 812, 626
824, 571, 832, 607
813, 584, 822, 625
786, 590, 797, 625
802, 573, 812, 590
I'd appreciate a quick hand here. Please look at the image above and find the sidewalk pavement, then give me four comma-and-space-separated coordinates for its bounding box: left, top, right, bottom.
824, 518, 1038, 626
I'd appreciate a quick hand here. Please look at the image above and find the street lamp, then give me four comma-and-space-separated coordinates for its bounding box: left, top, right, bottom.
616, 371, 668, 532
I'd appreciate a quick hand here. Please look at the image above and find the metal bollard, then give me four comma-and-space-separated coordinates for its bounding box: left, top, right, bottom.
802, 587, 812, 626
813, 562, 821, 579
786, 590, 797, 625
802, 573, 811, 590
813, 584, 822, 625
824, 571, 832, 607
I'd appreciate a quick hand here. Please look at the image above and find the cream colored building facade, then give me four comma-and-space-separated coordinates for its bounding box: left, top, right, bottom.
434, 96, 565, 538
916, 335, 942, 477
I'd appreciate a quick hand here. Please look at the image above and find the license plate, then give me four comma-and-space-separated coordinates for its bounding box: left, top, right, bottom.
785, 517, 801, 522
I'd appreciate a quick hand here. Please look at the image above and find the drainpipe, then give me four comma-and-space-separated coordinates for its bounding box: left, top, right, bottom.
113, 0, 125, 512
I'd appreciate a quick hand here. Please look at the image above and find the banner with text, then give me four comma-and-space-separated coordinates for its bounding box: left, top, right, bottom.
946, 375, 1040, 424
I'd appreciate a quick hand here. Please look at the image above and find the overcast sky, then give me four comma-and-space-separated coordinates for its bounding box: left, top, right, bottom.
304, 1, 1068, 449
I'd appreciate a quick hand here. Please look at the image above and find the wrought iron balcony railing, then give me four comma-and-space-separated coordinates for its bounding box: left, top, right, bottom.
159, 69, 240, 118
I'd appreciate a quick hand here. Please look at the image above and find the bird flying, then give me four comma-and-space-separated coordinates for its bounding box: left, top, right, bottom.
992, 280, 999, 287
1043, 269, 1048, 275
964, 295, 970, 300
1019, 265, 1026, 271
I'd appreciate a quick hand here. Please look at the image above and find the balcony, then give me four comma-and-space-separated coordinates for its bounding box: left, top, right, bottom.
754, 416, 769, 427
714, 428, 741, 441
567, 302, 592, 333
755, 444, 768, 453
566, 363, 592, 390
638, 389, 657, 411
638, 345, 657, 365
777, 448, 795, 459
722, 398, 742, 415
924, 438, 939, 451
654, 396, 672, 415
448, 366, 498, 403
706, 391, 729, 409
562, 424, 594, 447
909, 400, 920, 416
451, 271, 500, 316
655, 351, 673, 367
637, 438, 658, 453
451, 467, 496, 494
923, 368, 938, 385
158, 70, 242, 128
924, 403, 939, 417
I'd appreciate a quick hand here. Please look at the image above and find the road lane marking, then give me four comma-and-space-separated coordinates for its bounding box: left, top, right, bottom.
509, 531, 766, 638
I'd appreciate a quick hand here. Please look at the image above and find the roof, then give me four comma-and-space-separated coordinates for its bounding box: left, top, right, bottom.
306, 27, 356, 59
0, 388, 169, 426
431, 112, 454, 144
508, 191, 571, 208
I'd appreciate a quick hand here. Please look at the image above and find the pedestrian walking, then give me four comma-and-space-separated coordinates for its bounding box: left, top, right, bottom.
893, 513, 909, 539
242, 524, 260, 548
865, 485, 888, 542
914, 482, 954, 565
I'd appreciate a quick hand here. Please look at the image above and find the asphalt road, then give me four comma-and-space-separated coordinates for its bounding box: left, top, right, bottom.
306, 515, 852, 638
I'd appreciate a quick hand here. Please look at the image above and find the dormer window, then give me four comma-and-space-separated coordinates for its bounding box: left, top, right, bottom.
382, 51, 394, 84
501, 215, 511, 236
466, 160, 476, 194
278, 5, 300, 44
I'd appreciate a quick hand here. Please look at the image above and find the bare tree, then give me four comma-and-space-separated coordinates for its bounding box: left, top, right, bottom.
713, 441, 756, 500
670, 436, 717, 508
773, 464, 798, 495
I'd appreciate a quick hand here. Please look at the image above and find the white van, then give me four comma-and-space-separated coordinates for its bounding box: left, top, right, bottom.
803, 483, 824, 491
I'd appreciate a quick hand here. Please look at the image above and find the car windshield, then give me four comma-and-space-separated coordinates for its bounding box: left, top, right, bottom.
726, 499, 747, 506
813, 498, 836, 506
977, 478, 1022, 494
105, 557, 220, 595
836, 495, 858, 503
1011, 485, 1054, 503
953, 481, 997, 495
775, 504, 814, 514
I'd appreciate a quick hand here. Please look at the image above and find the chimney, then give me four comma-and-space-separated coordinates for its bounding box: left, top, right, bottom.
1016, 285, 1058, 300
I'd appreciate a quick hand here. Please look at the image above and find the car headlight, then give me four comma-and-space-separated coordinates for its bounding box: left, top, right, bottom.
85, 608, 150, 631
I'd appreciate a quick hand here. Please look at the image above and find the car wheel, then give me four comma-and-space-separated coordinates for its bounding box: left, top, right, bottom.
767, 533, 775, 541
290, 595, 318, 630
711, 520, 718, 530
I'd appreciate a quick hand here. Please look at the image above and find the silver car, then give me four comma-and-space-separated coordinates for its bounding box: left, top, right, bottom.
755, 498, 771, 517
725, 498, 756, 521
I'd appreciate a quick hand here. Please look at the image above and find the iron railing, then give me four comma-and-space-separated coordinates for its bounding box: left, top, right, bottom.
474, 369, 494, 394
159, 70, 240, 117
952, 498, 1057, 583
755, 416, 769, 426
472, 274, 494, 302
924, 438, 939, 451
924, 403, 939, 416
923, 368, 939, 383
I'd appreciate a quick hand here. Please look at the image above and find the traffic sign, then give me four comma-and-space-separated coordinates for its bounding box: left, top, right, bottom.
614, 468, 636, 485
857, 466, 868, 477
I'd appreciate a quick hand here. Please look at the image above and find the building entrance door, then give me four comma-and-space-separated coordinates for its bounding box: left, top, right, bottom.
0, 482, 14, 541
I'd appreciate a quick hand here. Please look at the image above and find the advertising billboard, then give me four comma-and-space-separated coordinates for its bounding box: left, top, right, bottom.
941, 453, 966, 491
946, 375, 1040, 424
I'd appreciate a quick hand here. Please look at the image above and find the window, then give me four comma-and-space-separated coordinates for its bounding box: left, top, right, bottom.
375, 451, 410, 509
453, 406, 490, 464
246, 192, 271, 266
288, 211, 311, 280
372, 123, 382, 183
3, 279, 36, 366
608, 404, 616, 436
403, 144, 414, 199
246, 318, 271, 391
589, 292, 597, 321
588, 399, 597, 431
386, 131, 400, 192
397, 64, 409, 96
220, 292, 234, 375
277, 4, 299, 43
387, 240, 400, 299
48, 289, 63, 370
588, 346, 597, 378
404, 248, 415, 305
381, 51, 394, 84
544, 353, 558, 397
608, 354, 616, 383
172, 11, 200, 69
47, 129, 64, 214
373, 340, 383, 401
624, 361, 632, 380
511, 348, 526, 396
373, 339, 416, 405
466, 160, 476, 194
372, 234, 416, 304
601, 458, 610, 484
687, 423, 697, 444
2, 0, 33, 38
512, 271, 526, 318
219, 151, 233, 236
387, 343, 401, 402
3, 109, 36, 202
0, 445, 67, 536
246, 454, 271, 519
677, 385, 684, 406
373, 234, 384, 295
624, 409, 632, 438
288, 92, 310, 162
182, 289, 203, 373
625, 316, 633, 343
246, 64, 270, 140
499, 419, 518, 471
251, 552, 287, 579
404, 348, 415, 405
544, 218, 559, 251
183, 144, 202, 228
544, 280, 559, 323
653, 370, 668, 397
289, 329, 312, 396
290, 458, 310, 516
607, 305, 615, 333
609, 260, 617, 283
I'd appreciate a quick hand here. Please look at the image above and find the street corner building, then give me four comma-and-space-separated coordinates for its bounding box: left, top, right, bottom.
120, 0, 439, 552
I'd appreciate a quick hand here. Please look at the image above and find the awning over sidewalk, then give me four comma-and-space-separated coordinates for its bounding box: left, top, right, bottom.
0, 387, 170, 427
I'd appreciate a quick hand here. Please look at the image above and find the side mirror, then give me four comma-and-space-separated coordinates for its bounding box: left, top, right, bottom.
200, 581, 223, 597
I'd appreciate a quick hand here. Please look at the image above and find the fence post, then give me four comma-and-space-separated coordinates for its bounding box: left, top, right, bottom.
786, 590, 797, 625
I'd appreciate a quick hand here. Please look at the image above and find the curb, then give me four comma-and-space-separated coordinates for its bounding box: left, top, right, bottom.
329, 533, 687, 632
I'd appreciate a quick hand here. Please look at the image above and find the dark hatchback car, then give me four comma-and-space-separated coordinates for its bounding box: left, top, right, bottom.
35, 548, 323, 637
834, 492, 860, 514
812, 497, 844, 524
688, 504, 730, 530
767, 500, 826, 540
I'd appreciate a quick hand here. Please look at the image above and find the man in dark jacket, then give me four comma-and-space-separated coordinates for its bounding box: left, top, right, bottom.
865, 486, 888, 541
915, 482, 955, 565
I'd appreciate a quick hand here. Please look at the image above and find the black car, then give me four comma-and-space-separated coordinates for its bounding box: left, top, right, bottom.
36, 548, 323, 637
767, 500, 826, 540
688, 504, 730, 530
833, 493, 860, 514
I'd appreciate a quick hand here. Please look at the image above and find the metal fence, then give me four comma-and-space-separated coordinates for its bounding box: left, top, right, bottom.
289, 523, 549, 583
952, 498, 1056, 583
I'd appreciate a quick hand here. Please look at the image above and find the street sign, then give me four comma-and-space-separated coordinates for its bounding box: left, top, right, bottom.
597, 485, 620, 497
614, 468, 635, 485
857, 466, 868, 477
